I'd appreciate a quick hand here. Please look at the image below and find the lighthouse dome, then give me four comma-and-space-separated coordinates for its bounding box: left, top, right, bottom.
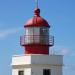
24, 8, 50, 28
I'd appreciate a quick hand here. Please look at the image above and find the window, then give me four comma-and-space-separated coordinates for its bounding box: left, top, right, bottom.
40, 27, 49, 44
25, 27, 33, 35
18, 70, 24, 75
33, 27, 40, 35
43, 69, 51, 75
40, 27, 49, 35
25, 27, 40, 35
25, 27, 40, 43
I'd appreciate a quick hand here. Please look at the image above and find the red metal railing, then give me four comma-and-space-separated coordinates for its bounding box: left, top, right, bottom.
20, 35, 54, 46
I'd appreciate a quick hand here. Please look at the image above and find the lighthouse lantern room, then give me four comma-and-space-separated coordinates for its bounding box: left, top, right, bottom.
20, 8, 54, 54
12, 1, 63, 75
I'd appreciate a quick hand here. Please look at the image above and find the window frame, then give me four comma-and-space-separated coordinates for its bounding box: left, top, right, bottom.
43, 69, 51, 75
18, 70, 24, 75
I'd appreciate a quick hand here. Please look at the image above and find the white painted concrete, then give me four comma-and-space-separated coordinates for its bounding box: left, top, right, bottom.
12, 68, 31, 75
12, 55, 31, 65
24, 68, 31, 75
12, 54, 63, 75
12, 69, 18, 75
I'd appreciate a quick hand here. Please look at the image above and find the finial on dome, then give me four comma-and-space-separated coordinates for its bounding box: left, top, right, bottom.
34, 8, 40, 16
34, 0, 40, 16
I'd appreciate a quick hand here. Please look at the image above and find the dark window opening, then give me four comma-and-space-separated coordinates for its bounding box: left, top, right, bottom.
43, 69, 51, 75
18, 70, 24, 75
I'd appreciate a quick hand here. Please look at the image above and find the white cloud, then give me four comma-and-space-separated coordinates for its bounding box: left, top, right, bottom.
0, 27, 22, 39
60, 49, 69, 55
50, 46, 70, 55
60, 49, 75, 56
50, 46, 75, 56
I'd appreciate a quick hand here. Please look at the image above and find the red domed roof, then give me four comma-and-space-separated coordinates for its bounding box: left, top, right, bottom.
24, 8, 50, 28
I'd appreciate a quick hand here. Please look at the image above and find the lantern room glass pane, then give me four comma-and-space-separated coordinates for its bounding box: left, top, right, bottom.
40, 27, 49, 44
25, 27, 33, 43
25, 28, 28, 35
33, 27, 40, 35
40, 27, 49, 35
33, 27, 40, 43
25, 27, 33, 35
25, 27, 49, 44
25, 27, 40, 44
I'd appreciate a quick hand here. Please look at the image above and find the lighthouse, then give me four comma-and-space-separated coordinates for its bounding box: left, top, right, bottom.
12, 1, 63, 75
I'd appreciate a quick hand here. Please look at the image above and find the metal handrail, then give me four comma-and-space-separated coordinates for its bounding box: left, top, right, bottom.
20, 35, 54, 46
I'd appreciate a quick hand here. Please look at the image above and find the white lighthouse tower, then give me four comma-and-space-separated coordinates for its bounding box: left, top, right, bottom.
11, 1, 63, 75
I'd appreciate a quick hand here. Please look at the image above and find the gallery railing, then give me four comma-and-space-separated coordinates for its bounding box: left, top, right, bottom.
20, 35, 54, 46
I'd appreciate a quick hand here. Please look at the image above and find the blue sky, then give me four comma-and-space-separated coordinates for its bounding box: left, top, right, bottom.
0, 0, 75, 75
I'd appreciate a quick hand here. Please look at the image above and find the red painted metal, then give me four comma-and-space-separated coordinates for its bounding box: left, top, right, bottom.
21, 8, 54, 54
24, 44, 49, 54
24, 8, 50, 28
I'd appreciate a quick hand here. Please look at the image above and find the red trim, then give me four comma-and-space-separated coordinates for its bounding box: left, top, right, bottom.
24, 25, 50, 28
24, 16, 50, 28
24, 44, 49, 54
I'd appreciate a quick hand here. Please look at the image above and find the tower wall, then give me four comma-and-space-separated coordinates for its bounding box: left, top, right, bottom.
12, 54, 63, 75
25, 45, 49, 54
12, 68, 31, 75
